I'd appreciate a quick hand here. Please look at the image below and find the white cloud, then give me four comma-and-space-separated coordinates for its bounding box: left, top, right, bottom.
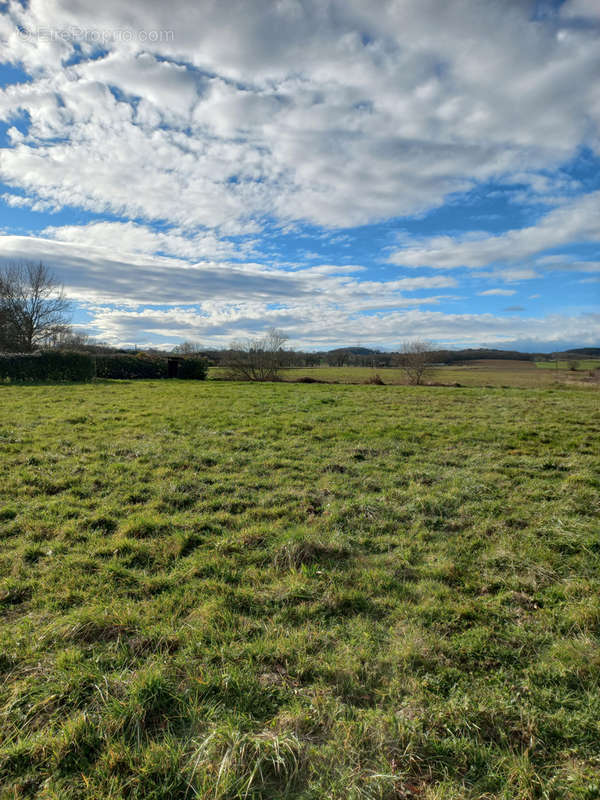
79, 51, 199, 121
0, 0, 598, 230
0, 232, 455, 310
473, 269, 541, 283
389, 191, 600, 268
535, 258, 600, 273
478, 289, 517, 296
561, 0, 600, 20
82, 304, 600, 351
41, 221, 249, 261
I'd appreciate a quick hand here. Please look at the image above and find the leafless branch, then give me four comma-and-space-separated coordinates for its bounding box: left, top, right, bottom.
396, 339, 434, 385
225, 328, 289, 381
0, 261, 71, 352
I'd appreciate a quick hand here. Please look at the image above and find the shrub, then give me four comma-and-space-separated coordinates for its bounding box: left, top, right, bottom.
94, 354, 168, 380
0, 351, 95, 382
177, 357, 207, 380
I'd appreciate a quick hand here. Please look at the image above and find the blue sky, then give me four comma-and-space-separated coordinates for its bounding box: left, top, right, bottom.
0, 0, 598, 351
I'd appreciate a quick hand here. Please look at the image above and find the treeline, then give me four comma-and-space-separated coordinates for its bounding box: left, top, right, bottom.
557, 347, 600, 358
0, 351, 207, 382
196, 345, 545, 368
52, 343, 578, 368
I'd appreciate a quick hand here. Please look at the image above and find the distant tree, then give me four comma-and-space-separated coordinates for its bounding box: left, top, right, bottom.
52, 330, 93, 350
397, 339, 434, 385
173, 340, 204, 354
0, 261, 71, 352
567, 358, 579, 371
226, 328, 289, 381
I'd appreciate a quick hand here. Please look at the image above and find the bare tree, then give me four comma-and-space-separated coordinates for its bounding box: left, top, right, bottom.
0, 305, 16, 352
172, 340, 204, 354
226, 328, 289, 381
53, 330, 96, 350
397, 339, 434, 385
0, 261, 71, 352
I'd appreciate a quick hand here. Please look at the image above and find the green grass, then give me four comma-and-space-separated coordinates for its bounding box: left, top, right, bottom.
1, 379, 599, 799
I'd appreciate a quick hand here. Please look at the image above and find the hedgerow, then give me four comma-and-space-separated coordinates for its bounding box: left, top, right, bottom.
94, 354, 169, 380
0, 351, 96, 382
177, 357, 208, 380
0, 352, 208, 382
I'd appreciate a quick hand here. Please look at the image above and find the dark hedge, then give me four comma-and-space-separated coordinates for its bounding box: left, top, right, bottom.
0, 351, 96, 382
177, 358, 208, 380
95, 354, 208, 380
0, 352, 208, 382
94, 354, 169, 380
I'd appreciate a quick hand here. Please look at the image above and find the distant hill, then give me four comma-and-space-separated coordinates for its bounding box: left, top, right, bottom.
327, 347, 379, 356
326, 346, 538, 361
431, 348, 535, 363
557, 347, 600, 357
324, 346, 600, 363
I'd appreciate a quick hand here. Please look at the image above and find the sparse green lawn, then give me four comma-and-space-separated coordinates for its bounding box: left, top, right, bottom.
1, 380, 599, 799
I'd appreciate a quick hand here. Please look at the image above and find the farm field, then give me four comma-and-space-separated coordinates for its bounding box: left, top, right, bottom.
536, 360, 600, 371
1, 380, 599, 799
209, 360, 599, 388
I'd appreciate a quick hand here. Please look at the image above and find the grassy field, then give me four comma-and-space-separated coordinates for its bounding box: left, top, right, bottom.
210, 359, 600, 388
1, 379, 599, 799
536, 360, 600, 371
